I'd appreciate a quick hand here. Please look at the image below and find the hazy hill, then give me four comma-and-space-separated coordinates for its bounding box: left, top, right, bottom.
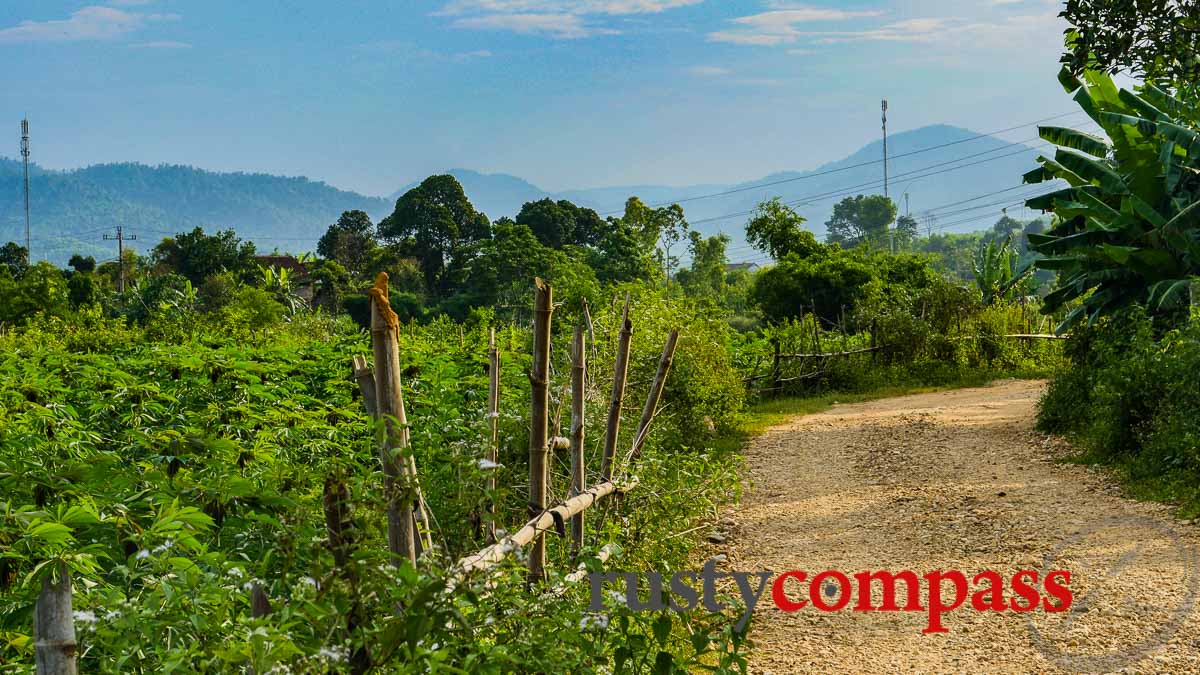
0, 160, 389, 264
2, 124, 1043, 265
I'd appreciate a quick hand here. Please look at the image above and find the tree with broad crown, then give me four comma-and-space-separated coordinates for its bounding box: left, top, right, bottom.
1060, 0, 1200, 87
515, 198, 606, 249
745, 198, 824, 259
317, 210, 377, 277
0, 242, 29, 278
151, 228, 257, 285
377, 175, 490, 295
825, 195, 898, 248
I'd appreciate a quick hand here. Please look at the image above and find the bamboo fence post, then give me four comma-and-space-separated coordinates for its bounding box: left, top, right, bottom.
528, 278, 554, 584
769, 338, 781, 395
323, 476, 373, 674
600, 294, 632, 482
34, 561, 76, 675
352, 354, 430, 553
250, 583, 272, 618
351, 355, 377, 415
486, 328, 501, 544
569, 324, 587, 558
627, 328, 680, 464
368, 272, 432, 565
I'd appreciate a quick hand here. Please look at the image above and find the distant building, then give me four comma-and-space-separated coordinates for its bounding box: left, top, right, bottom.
254, 254, 309, 275
725, 262, 760, 273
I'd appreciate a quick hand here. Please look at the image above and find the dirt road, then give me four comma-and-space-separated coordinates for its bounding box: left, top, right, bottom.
721, 380, 1200, 673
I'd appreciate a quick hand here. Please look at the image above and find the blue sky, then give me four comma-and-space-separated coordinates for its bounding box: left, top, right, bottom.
1, 1, 1071, 196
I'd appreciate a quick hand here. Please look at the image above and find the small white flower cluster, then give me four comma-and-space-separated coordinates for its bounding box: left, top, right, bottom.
318, 646, 349, 663
578, 614, 609, 631
227, 566, 245, 579
477, 458, 499, 471
73, 610, 98, 626
153, 540, 173, 554
135, 549, 151, 560
300, 576, 318, 588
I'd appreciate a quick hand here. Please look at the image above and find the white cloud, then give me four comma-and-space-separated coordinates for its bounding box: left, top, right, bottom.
0, 6, 177, 44
355, 41, 495, 62
439, 1, 702, 15
439, 0, 699, 38
688, 65, 731, 76
712, 8, 1063, 48
707, 6, 884, 46
452, 12, 617, 38
130, 40, 191, 49
108, 0, 157, 6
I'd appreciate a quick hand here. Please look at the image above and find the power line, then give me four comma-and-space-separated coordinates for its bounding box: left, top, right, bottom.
686, 141, 1056, 229
600, 109, 1085, 215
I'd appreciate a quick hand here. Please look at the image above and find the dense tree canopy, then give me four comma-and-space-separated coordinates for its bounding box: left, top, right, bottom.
825, 195, 898, 248
1060, 0, 1200, 86
378, 175, 491, 294
676, 231, 730, 300
745, 198, 823, 259
515, 198, 606, 249
151, 227, 257, 285
0, 242, 29, 278
317, 210, 377, 276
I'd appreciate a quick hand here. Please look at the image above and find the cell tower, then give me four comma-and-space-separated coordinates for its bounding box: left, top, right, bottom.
21, 118, 31, 256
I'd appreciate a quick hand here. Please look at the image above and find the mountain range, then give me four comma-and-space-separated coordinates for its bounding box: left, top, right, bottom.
1, 124, 1046, 266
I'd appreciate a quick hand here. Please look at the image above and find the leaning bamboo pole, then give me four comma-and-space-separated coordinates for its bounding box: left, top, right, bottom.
528, 279, 553, 583
569, 324, 587, 557
600, 294, 632, 481
34, 561, 76, 675
368, 273, 432, 564
453, 478, 636, 582
627, 328, 680, 464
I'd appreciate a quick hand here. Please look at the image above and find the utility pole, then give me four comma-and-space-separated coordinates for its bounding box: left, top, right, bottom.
881, 100, 889, 200
20, 118, 31, 257
104, 226, 137, 293
882, 100, 895, 253
904, 192, 910, 217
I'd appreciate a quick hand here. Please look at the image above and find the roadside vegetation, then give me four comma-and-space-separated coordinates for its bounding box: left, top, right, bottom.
8, 4, 1199, 669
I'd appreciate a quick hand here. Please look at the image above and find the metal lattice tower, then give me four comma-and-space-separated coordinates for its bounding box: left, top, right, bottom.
21, 118, 31, 256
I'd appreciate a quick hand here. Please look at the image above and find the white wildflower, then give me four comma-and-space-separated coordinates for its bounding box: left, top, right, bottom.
579, 614, 609, 630
104, 609, 121, 621
228, 566, 244, 579
135, 549, 150, 560
477, 458, 499, 471
606, 589, 624, 605
318, 646, 348, 663
485, 411, 500, 419
300, 576, 317, 588
73, 610, 98, 625
153, 540, 174, 554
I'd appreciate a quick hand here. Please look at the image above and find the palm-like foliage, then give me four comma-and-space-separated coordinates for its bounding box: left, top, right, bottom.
972, 236, 1030, 306
1025, 70, 1200, 331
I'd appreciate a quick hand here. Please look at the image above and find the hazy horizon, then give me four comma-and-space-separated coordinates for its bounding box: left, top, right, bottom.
2, 1, 1071, 195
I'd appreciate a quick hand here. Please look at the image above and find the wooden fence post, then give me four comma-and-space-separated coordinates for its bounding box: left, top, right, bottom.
528, 279, 554, 584
34, 561, 76, 675
368, 273, 431, 565
569, 324, 586, 558
769, 338, 781, 395
486, 328, 501, 544
628, 329, 680, 464
601, 294, 632, 482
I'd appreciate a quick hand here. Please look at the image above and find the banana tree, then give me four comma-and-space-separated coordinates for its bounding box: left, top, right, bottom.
973, 236, 1031, 305
1025, 69, 1200, 332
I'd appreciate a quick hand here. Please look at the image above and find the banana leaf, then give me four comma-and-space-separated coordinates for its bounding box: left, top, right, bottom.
1040, 125, 1111, 158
